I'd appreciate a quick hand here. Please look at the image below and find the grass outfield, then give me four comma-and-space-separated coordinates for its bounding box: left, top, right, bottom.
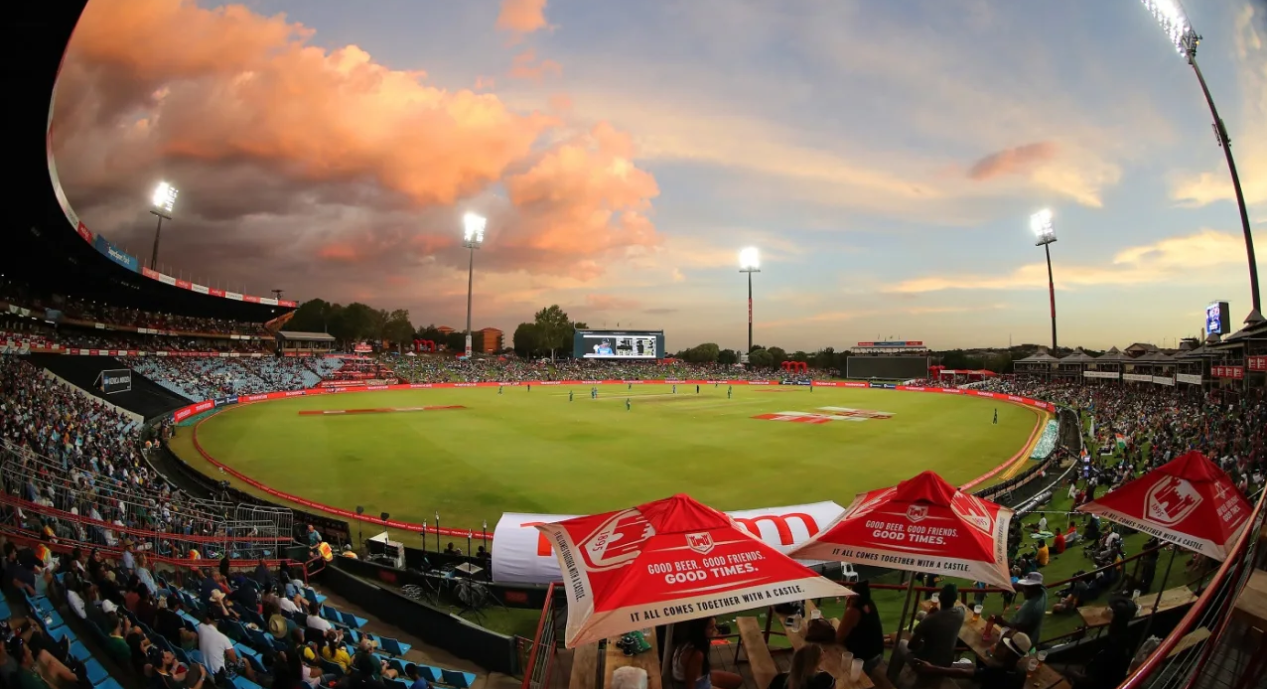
175, 384, 1041, 530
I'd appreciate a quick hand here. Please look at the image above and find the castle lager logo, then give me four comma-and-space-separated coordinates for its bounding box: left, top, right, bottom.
579, 508, 654, 571
752, 407, 894, 424
685, 532, 715, 555
1145, 476, 1203, 526
906, 504, 929, 523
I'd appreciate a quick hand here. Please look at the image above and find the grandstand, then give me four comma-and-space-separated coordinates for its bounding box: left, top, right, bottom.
1, 3, 1264, 689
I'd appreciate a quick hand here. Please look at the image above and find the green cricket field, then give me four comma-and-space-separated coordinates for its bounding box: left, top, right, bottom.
171, 384, 1044, 530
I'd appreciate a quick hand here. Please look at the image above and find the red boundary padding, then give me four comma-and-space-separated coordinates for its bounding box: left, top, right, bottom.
179, 380, 1054, 539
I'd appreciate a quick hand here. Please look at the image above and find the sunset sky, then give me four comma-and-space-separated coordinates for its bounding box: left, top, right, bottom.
50, 0, 1267, 351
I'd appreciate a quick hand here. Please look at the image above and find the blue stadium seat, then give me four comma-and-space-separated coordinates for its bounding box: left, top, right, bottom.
441, 669, 476, 689
69, 641, 92, 662
417, 666, 441, 683
379, 637, 410, 657
93, 679, 125, 689
231, 676, 263, 689
83, 658, 108, 685
339, 610, 368, 628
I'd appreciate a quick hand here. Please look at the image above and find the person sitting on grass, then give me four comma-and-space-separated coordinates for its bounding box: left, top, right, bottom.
1052, 571, 1091, 614
1035, 540, 1050, 568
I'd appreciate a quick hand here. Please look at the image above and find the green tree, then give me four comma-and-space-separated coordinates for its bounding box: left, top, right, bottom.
766, 347, 788, 367
791, 350, 809, 363
382, 309, 415, 349
534, 305, 573, 359
287, 299, 338, 333
718, 349, 739, 365
748, 348, 773, 368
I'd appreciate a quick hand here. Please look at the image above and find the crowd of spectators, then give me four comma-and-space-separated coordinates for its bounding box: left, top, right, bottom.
0, 357, 269, 560
383, 354, 811, 384
121, 357, 333, 401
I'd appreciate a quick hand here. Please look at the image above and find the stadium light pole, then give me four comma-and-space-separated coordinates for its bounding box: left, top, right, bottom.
1138, 0, 1260, 319
149, 182, 178, 270
462, 213, 486, 358
1031, 209, 1058, 353
739, 247, 760, 357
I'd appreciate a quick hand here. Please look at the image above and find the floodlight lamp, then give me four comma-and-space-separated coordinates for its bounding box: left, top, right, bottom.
1139, 0, 1198, 57
152, 182, 178, 214
1030, 209, 1055, 244
739, 247, 760, 270
462, 213, 486, 246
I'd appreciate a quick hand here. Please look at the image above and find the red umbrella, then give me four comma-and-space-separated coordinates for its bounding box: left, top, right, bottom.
787, 471, 1015, 589
536, 494, 852, 648
1077, 451, 1252, 561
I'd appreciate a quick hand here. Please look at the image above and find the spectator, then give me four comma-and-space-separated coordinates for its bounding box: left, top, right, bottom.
768, 645, 833, 689
892, 584, 965, 684
670, 617, 742, 689
405, 664, 431, 689
836, 580, 885, 673
1005, 572, 1047, 644
911, 631, 1032, 689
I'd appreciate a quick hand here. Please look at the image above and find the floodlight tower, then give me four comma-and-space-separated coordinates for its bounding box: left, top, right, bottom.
149, 182, 178, 270
739, 247, 760, 357
462, 213, 487, 358
1031, 210, 1058, 353
1138, 0, 1260, 319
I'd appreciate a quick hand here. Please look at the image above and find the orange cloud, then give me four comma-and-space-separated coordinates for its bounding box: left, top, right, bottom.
967, 142, 1059, 180
317, 242, 362, 262
51, 0, 657, 284
585, 294, 642, 311
496, 0, 549, 37
493, 122, 661, 278
509, 49, 562, 82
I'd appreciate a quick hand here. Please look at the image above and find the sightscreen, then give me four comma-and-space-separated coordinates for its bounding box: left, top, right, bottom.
573, 329, 665, 360
846, 356, 929, 380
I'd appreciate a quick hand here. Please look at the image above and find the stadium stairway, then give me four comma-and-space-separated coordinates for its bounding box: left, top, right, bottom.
29, 353, 191, 419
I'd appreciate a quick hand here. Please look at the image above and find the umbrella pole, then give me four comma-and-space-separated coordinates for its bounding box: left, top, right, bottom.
659, 624, 675, 686
890, 573, 918, 664
1135, 547, 1178, 654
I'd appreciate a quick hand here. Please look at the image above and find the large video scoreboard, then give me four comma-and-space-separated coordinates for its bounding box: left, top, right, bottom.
573, 329, 665, 360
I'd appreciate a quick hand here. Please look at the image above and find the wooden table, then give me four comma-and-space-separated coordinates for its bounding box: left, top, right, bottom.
1166, 628, 1210, 659
777, 602, 874, 689
569, 643, 599, 689
1232, 570, 1267, 627
604, 629, 662, 689
735, 617, 779, 689
957, 615, 1067, 689
1078, 586, 1197, 628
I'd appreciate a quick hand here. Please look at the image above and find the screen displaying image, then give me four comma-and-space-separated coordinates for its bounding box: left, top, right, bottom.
1206, 302, 1228, 336
573, 330, 664, 359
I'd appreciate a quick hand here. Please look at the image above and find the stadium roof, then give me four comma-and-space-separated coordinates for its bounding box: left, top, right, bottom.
1015, 351, 1060, 363
1095, 347, 1129, 362
5, 1, 289, 323
279, 331, 337, 342
1059, 349, 1095, 362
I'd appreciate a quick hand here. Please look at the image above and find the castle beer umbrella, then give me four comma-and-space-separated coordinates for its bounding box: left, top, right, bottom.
1077, 450, 1251, 562
787, 470, 1013, 663
1077, 450, 1252, 648
787, 471, 1015, 589
535, 493, 852, 649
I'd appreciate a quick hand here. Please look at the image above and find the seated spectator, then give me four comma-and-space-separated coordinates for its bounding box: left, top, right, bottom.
836, 580, 885, 674
405, 663, 431, 689
155, 597, 198, 652
320, 636, 352, 673
1053, 572, 1092, 614
1035, 540, 1050, 567
103, 612, 132, 665
197, 609, 255, 684
306, 602, 332, 633
911, 631, 1031, 689
891, 584, 964, 684
768, 644, 833, 689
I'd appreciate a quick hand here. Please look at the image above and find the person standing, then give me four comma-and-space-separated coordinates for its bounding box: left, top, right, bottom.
727, 386, 733, 399
498, 385, 503, 394
1005, 572, 1047, 644
695, 384, 700, 394
626, 398, 631, 412
993, 408, 999, 425
569, 390, 574, 402
672, 384, 677, 394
